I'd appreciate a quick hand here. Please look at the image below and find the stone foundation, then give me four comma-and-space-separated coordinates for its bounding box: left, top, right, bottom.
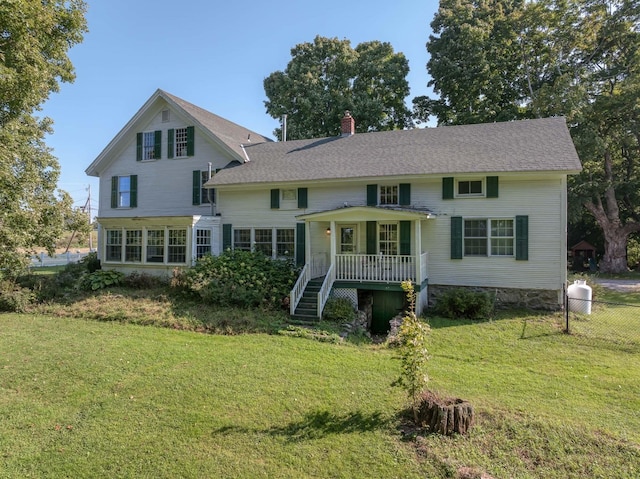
428, 284, 561, 311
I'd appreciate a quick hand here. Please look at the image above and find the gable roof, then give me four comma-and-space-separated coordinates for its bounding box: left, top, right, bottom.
208, 117, 582, 187
85, 89, 272, 176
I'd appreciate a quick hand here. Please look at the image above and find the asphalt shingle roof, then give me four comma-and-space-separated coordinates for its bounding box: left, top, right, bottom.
160, 90, 273, 159
209, 117, 581, 186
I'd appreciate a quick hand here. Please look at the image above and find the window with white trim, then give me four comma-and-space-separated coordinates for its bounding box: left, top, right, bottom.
233, 229, 251, 251
457, 179, 483, 197
146, 229, 165, 263
200, 171, 215, 204
254, 229, 273, 256
195, 229, 211, 259
175, 127, 188, 157
464, 218, 514, 256
379, 223, 398, 255
379, 185, 398, 205
276, 229, 294, 258
106, 230, 122, 261
142, 132, 156, 160
117, 176, 131, 207
125, 230, 142, 262
168, 229, 187, 263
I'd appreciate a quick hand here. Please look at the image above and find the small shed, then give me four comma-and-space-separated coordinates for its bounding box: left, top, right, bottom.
570, 240, 596, 259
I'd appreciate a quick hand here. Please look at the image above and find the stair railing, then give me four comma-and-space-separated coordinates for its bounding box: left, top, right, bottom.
290, 264, 310, 315
316, 263, 336, 318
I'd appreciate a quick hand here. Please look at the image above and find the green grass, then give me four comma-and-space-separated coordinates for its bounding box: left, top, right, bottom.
1, 286, 639, 478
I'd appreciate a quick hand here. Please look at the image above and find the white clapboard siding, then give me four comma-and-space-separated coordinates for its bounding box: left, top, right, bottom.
98, 106, 234, 218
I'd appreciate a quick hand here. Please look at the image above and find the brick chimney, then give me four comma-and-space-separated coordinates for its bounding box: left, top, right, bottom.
341, 111, 355, 137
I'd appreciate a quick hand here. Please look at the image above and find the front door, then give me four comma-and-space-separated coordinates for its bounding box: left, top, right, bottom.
339, 225, 357, 254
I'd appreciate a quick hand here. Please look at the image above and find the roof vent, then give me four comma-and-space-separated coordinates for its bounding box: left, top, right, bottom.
161, 109, 170, 122
341, 111, 355, 137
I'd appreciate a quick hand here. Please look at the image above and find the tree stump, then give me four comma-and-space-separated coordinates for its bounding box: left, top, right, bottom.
417, 391, 474, 435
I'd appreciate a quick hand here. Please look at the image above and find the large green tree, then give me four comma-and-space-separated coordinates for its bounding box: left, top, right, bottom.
264, 35, 412, 140
416, 0, 640, 273
0, 0, 87, 278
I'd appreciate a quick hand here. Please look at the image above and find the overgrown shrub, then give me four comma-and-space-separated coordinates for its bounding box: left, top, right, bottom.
175, 250, 300, 310
322, 297, 356, 323
0, 281, 35, 312
123, 271, 165, 289
77, 270, 125, 291
433, 288, 493, 320
81, 251, 101, 273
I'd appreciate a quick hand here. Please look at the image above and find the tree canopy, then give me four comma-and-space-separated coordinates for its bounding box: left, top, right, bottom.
264, 35, 412, 141
0, 0, 87, 278
416, 0, 640, 272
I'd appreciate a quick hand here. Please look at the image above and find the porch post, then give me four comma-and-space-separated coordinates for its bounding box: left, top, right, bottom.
305, 221, 311, 267
329, 220, 336, 271
415, 220, 423, 284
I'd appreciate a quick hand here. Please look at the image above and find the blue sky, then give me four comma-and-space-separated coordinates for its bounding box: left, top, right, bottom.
41, 0, 439, 214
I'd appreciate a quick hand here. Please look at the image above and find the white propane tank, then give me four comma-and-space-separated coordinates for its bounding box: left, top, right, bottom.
567, 279, 592, 315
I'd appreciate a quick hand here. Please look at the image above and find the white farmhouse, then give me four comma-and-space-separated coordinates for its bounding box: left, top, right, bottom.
87, 90, 582, 333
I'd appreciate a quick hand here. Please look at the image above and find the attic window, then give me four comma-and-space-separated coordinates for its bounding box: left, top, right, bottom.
162, 109, 170, 122
456, 179, 483, 197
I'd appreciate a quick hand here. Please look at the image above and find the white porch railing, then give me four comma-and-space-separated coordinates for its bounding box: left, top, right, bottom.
335, 254, 419, 283
289, 264, 310, 315
317, 263, 336, 318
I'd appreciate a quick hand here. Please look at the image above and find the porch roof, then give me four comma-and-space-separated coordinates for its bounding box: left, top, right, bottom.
296, 205, 435, 222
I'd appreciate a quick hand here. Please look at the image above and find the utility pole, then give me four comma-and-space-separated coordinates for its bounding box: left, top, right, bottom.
87, 184, 93, 251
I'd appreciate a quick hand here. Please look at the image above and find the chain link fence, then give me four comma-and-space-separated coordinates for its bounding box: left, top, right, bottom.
564, 294, 640, 350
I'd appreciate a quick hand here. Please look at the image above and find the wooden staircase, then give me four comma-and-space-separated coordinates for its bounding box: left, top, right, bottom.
290, 276, 325, 323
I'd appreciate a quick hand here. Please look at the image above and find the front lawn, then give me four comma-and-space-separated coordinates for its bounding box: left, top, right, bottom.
1, 294, 639, 478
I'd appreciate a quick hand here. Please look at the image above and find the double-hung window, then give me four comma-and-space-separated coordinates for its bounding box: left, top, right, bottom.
168, 229, 187, 263
106, 230, 122, 261
201, 171, 214, 204
464, 219, 514, 256
254, 229, 273, 256
457, 179, 483, 197
111, 175, 137, 208
379, 185, 398, 205
146, 230, 165, 263
276, 229, 295, 258
175, 127, 188, 157
233, 229, 251, 251
125, 230, 142, 262
195, 229, 212, 259
379, 223, 398, 255
142, 132, 156, 160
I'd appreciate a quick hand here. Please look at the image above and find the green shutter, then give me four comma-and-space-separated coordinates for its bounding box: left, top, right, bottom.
399, 183, 411, 206
297, 187, 308, 208
222, 224, 232, 251
367, 184, 377, 206
443, 177, 454, 200
366, 221, 377, 255
516, 215, 529, 260
451, 216, 463, 259
486, 176, 499, 198
296, 223, 306, 266
186, 126, 195, 156
136, 133, 142, 161
270, 189, 280, 209
167, 129, 174, 159
154, 130, 162, 159
111, 176, 118, 208
129, 175, 137, 208
192, 170, 201, 205
400, 220, 411, 255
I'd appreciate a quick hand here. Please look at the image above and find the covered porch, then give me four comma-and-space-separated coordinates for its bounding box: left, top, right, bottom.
290, 206, 434, 320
